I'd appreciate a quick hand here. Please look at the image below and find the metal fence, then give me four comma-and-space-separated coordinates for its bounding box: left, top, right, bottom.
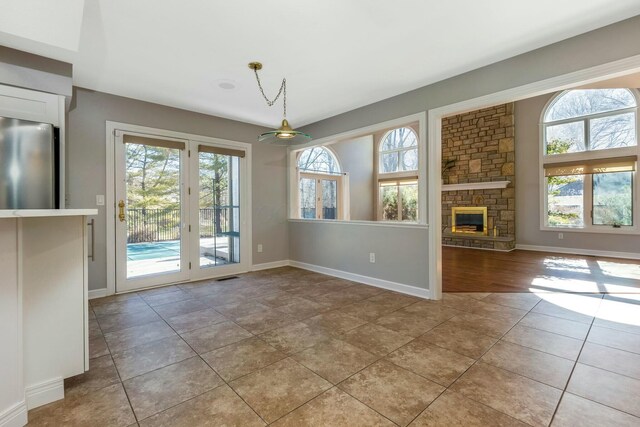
126, 208, 238, 243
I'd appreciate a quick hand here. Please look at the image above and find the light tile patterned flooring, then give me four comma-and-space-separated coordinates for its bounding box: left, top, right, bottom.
27, 267, 640, 426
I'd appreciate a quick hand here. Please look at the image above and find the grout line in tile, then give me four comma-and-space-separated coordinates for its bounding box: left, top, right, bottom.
434, 291, 559, 426
97, 313, 141, 424
549, 307, 598, 425
145, 298, 271, 425
85, 271, 640, 426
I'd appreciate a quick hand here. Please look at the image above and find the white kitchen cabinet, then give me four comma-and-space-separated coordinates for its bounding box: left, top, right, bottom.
0, 210, 97, 427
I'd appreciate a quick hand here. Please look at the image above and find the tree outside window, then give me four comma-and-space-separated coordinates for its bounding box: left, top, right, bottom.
543, 89, 637, 229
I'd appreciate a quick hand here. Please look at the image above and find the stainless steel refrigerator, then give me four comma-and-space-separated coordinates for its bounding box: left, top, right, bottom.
0, 116, 58, 209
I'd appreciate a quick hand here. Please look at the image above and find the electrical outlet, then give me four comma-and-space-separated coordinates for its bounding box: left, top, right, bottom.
558, 233, 564, 240
369, 252, 376, 263
257, 244, 263, 253
96, 195, 105, 206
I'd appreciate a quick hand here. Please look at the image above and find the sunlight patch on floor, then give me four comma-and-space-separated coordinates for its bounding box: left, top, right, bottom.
542, 257, 590, 274
597, 260, 640, 281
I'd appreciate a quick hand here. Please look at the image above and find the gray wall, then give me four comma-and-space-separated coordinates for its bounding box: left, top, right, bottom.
0, 45, 72, 97
67, 88, 289, 291
515, 93, 640, 254
289, 221, 428, 288
292, 15, 640, 291
330, 136, 374, 221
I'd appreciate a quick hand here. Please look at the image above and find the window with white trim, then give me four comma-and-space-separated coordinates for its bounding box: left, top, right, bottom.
542, 89, 638, 230
297, 146, 344, 220
377, 127, 419, 221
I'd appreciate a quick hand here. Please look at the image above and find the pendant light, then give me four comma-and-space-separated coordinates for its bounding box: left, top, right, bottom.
248, 62, 312, 145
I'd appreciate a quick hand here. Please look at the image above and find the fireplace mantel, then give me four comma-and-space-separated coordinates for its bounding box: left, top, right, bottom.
442, 180, 511, 192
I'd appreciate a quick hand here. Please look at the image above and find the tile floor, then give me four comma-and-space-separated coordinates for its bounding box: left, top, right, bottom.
27, 267, 640, 426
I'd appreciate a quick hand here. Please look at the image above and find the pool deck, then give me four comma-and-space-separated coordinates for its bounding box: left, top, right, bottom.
126, 238, 232, 278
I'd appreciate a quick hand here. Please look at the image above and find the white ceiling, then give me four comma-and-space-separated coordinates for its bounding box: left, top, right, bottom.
2, 1, 640, 128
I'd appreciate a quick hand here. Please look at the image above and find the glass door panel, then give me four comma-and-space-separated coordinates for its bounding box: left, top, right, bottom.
115, 134, 189, 293
198, 152, 241, 268
321, 179, 337, 219
125, 143, 183, 278
300, 177, 317, 219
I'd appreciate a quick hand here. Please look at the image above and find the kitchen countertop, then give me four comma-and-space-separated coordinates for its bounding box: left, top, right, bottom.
0, 209, 98, 218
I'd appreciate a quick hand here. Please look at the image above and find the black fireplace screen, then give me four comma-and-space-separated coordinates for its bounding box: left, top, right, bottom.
454, 213, 484, 232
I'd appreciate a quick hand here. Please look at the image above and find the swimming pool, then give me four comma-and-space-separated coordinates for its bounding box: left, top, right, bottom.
127, 241, 181, 261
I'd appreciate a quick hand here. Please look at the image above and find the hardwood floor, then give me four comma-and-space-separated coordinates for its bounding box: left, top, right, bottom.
443, 246, 640, 293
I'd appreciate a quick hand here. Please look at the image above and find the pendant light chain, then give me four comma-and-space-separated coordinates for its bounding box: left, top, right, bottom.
253, 68, 287, 118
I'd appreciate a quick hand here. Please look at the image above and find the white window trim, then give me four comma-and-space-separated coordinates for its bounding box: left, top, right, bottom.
539, 89, 640, 234
287, 112, 427, 225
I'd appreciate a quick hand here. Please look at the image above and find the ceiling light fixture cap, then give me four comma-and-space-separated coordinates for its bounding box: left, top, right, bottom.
248, 62, 263, 71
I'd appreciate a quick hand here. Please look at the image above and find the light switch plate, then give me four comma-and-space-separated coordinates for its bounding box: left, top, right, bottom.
96, 195, 105, 206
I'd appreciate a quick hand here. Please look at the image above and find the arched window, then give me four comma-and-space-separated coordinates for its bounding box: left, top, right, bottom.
379, 127, 418, 173
298, 146, 341, 174
542, 89, 638, 229
377, 127, 419, 221
297, 146, 343, 220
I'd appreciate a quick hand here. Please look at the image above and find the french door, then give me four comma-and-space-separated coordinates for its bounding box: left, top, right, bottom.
299, 172, 343, 220
114, 130, 250, 292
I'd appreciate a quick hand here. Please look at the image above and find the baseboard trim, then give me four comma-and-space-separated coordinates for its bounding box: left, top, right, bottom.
0, 401, 27, 427
289, 260, 430, 299
443, 244, 514, 253
251, 260, 291, 271
25, 377, 64, 410
88, 288, 108, 300
515, 244, 640, 260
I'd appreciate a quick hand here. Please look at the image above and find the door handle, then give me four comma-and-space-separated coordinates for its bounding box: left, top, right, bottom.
118, 200, 126, 222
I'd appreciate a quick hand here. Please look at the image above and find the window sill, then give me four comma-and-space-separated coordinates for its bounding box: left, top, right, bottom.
288, 218, 429, 229
540, 226, 640, 235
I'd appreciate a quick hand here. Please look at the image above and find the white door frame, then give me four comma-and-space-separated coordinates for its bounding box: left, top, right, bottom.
427, 54, 640, 300
105, 121, 252, 295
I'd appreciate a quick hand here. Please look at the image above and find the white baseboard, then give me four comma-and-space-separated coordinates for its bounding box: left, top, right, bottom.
25, 377, 64, 410
516, 244, 640, 260
289, 260, 430, 299
443, 244, 514, 252
251, 260, 291, 271
0, 401, 27, 427
88, 288, 108, 300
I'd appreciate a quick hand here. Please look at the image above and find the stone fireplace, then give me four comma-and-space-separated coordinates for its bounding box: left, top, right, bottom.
441, 103, 515, 251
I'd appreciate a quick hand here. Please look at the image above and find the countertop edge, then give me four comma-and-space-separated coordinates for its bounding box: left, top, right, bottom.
0, 209, 99, 218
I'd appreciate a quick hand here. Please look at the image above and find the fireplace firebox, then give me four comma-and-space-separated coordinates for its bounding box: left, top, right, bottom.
452, 207, 488, 236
